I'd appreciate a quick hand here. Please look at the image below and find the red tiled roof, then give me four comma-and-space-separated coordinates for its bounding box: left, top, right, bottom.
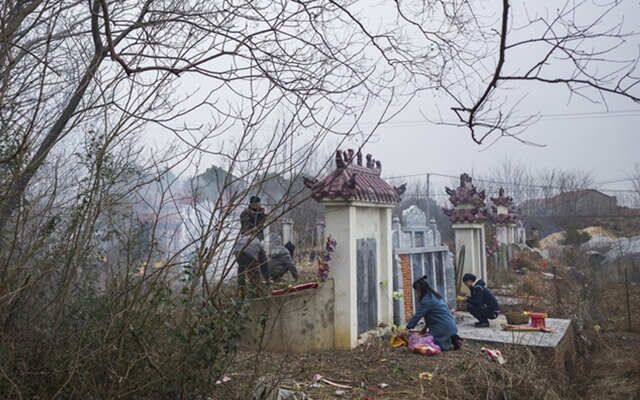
304, 149, 403, 205
490, 187, 513, 207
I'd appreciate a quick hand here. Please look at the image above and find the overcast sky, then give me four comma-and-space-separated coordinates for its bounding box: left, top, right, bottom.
341, 0, 640, 192
147, 0, 639, 199
370, 92, 639, 185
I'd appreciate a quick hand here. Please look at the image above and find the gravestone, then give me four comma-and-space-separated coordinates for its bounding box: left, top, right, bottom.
357, 239, 378, 334
393, 206, 456, 325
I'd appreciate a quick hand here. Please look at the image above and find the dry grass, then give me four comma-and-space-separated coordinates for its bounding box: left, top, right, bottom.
211, 338, 565, 400
213, 248, 640, 400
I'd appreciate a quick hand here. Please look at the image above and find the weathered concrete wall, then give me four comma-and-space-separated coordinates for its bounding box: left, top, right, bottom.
241, 279, 335, 353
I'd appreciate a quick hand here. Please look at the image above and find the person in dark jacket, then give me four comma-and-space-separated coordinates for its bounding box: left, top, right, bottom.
268, 239, 299, 282
463, 273, 500, 327
233, 234, 268, 297
406, 276, 462, 351
240, 196, 266, 240
284, 241, 295, 258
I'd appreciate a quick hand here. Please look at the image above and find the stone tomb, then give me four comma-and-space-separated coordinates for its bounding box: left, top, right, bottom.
456, 311, 575, 378
444, 173, 488, 283
392, 206, 456, 326
243, 149, 405, 351
490, 187, 518, 270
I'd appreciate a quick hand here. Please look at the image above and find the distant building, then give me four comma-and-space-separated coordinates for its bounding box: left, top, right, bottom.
520, 189, 617, 217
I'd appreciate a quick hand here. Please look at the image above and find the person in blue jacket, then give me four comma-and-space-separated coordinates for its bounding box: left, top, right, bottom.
405, 276, 462, 351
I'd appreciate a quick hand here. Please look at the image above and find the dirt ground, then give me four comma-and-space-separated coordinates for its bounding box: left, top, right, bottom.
211, 338, 564, 400
212, 253, 640, 400
572, 331, 640, 400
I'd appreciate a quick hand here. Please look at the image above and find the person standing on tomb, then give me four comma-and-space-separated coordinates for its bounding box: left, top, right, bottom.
463, 273, 500, 328
240, 196, 266, 241
405, 276, 462, 351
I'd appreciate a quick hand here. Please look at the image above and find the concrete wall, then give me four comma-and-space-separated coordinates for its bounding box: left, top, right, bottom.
241, 279, 335, 353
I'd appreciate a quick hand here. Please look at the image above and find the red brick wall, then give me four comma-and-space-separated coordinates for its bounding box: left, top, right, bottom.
399, 255, 414, 321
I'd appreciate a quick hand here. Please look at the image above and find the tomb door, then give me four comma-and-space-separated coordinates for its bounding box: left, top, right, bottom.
356, 238, 378, 334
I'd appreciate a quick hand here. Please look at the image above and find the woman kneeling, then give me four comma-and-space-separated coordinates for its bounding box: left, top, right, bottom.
405, 276, 462, 351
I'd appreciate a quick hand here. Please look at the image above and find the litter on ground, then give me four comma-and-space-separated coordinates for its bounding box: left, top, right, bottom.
419, 372, 433, 381
481, 347, 506, 365
311, 374, 353, 389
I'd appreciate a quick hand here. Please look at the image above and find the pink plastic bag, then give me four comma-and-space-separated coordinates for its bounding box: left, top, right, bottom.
408, 333, 441, 356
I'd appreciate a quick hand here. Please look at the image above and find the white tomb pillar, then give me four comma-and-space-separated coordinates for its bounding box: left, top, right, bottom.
281, 217, 293, 244
314, 218, 325, 247
444, 174, 489, 284
516, 221, 527, 244
496, 225, 509, 245
490, 188, 519, 270
452, 223, 488, 283
304, 149, 403, 350
491, 189, 516, 246
507, 224, 517, 244
324, 204, 357, 349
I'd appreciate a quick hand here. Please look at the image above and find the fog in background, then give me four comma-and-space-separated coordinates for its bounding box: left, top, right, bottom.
137, 0, 639, 204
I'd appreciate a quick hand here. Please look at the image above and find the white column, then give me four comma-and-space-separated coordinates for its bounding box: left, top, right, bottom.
315, 219, 325, 247
496, 225, 508, 245
378, 207, 394, 327
479, 225, 488, 283
325, 205, 357, 349
452, 223, 487, 284
263, 228, 270, 253
508, 224, 517, 245
282, 217, 293, 244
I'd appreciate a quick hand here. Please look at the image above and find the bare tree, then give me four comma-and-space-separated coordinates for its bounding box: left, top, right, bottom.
433, 0, 640, 143
1, 1, 639, 396
0, 0, 417, 234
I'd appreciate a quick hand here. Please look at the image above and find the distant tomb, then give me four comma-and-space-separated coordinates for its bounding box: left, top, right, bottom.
491, 187, 518, 246
490, 187, 518, 269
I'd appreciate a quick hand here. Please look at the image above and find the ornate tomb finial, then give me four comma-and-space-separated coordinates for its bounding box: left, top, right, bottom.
443, 173, 488, 223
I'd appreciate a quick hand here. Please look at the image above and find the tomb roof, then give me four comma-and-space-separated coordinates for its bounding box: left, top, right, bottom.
443, 173, 488, 223
303, 149, 404, 205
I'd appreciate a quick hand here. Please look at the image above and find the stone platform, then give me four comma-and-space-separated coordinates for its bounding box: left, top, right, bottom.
455, 312, 571, 348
